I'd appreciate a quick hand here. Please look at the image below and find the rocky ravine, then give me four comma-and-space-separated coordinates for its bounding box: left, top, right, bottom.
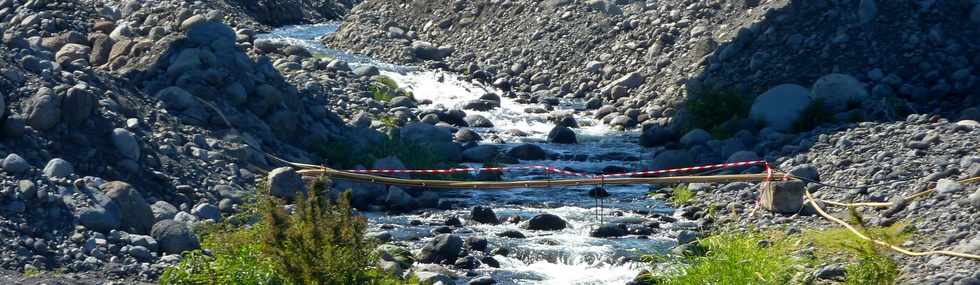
328, 0, 980, 129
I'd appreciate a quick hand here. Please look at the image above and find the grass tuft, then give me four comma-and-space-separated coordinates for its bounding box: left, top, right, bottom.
671, 185, 695, 206
649, 231, 810, 285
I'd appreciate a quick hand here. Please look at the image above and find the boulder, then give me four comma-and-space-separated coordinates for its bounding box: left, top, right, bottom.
150, 220, 200, 254
400, 123, 452, 145
454, 128, 481, 142
417, 272, 455, 285
749, 84, 812, 131
151, 201, 179, 221
372, 156, 409, 179
78, 206, 120, 234
267, 167, 306, 200
411, 41, 454, 61
418, 234, 464, 264
936, 179, 963, 194
524, 213, 567, 231
605, 72, 644, 91
2, 153, 30, 174
464, 114, 494, 128
639, 123, 677, 147
649, 150, 693, 170
679, 129, 712, 146
590, 223, 628, 238
469, 206, 498, 224
497, 230, 526, 238
43, 158, 74, 178
102, 181, 154, 234
185, 21, 235, 47
759, 180, 805, 214
385, 186, 418, 211
55, 43, 90, 66
469, 276, 496, 285
25, 88, 62, 131
62, 85, 95, 124
547, 126, 577, 144
191, 203, 220, 221
353, 65, 380, 77
466, 236, 489, 251
507, 144, 547, 160
462, 99, 498, 111
156, 87, 196, 111
462, 145, 499, 163
111, 128, 140, 160
811, 74, 867, 113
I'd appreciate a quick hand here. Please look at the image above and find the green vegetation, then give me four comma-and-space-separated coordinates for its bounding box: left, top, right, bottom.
370, 75, 402, 102
804, 216, 908, 285
671, 185, 695, 206
683, 84, 752, 138
317, 138, 446, 171
792, 98, 834, 132
645, 231, 810, 285
160, 181, 409, 285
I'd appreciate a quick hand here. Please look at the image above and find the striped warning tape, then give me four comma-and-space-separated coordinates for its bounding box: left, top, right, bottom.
344, 160, 769, 179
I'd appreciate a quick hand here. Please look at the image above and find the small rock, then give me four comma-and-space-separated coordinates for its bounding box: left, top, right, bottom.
466, 236, 488, 251
267, 167, 306, 200
150, 220, 200, 254
111, 128, 140, 160
191, 203, 220, 221
43, 158, 74, 178
547, 126, 577, 144
524, 213, 567, 231
590, 223, 628, 238
497, 230, 526, 239
2, 154, 30, 174
418, 234, 464, 264
470, 206, 498, 224
469, 276, 496, 285
936, 179, 963, 194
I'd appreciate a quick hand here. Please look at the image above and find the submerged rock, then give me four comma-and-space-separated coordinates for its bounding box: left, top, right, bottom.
523, 213, 567, 231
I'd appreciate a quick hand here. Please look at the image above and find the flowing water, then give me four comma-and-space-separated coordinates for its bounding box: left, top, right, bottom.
258, 24, 683, 285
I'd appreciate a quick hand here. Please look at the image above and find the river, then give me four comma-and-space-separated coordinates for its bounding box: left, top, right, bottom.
258, 23, 682, 285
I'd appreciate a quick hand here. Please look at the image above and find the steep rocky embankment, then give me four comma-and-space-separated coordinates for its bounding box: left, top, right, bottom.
0, 0, 379, 282
328, 0, 980, 128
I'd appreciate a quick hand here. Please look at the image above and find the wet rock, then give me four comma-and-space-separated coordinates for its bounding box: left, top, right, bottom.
416, 272, 455, 285
811, 74, 867, 113
760, 180, 805, 214
507, 144, 547, 160
150, 220, 200, 254
267, 167, 305, 200
464, 114, 494, 128
454, 255, 480, 269
102, 181, 154, 234
470, 206, 499, 224
547, 126, 577, 144
385, 186, 419, 211
462, 99, 499, 111
454, 128, 482, 142
490, 247, 510, 256
679, 129, 712, 146
481, 256, 500, 268
523, 213, 567, 231
462, 145, 499, 163
590, 223, 628, 238
466, 236, 488, 251
497, 230, 526, 239
43, 158, 74, 178
649, 150, 693, 170
418, 234, 464, 264
749, 84, 812, 131
677, 230, 700, 244
639, 123, 677, 147
469, 276, 496, 285
411, 41, 454, 61
353, 65, 380, 77
401, 123, 452, 145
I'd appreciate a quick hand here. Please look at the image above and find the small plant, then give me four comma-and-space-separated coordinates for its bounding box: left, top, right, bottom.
792, 98, 833, 132
370, 75, 401, 102
804, 220, 908, 285
845, 242, 899, 285
671, 185, 695, 205
683, 84, 752, 137
649, 231, 810, 284
379, 115, 399, 128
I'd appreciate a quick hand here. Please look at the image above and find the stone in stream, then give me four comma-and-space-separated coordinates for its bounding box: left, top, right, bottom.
496, 230, 526, 239
454, 255, 480, 269
462, 145, 499, 163
590, 223, 628, 238
418, 234, 464, 264
547, 126, 577, 144
481, 256, 501, 268
523, 213, 567, 231
507, 144, 547, 160
469, 206, 499, 224
416, 271, 455, 285
469, 276, 497, 285
466, 236, 488, 251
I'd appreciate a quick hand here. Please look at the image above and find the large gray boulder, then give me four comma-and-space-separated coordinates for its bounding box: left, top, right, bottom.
384, 186, 418, 212
418, 234, 464, 264
267, 167, 305, 200
151, 201, 179, 221
469, 206, 498, 224
151, 220, 200, 254
62, 85, 95, 124
639, 123, 677, 147
749, 84, 812, 131
811, 74, 867, 113
102, 181, 154, 234
507, 144, 546, 160
547, 126, 577, 144
411, 41, 454, 61
372, 156, 409, 179
78, 206, 120, 234
55, 43, 90, 66
2, 154, 30, 174
111, 128, 140, 160
649, 150, 693, 170
400, 123, 452, 145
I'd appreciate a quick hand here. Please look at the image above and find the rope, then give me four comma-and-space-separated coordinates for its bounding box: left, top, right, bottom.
803, 188, 980, 260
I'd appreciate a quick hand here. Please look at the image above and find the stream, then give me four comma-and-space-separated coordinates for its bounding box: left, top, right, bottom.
258, 24, 683, 285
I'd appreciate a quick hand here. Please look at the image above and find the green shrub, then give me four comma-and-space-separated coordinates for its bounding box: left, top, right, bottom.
683, 85, 752, 137
845, 242, 899, 285
317, 138, 448, 175
792, 98, 833, 132
804, 221, 906, 285
650, 231, 810, 285
370, 76, 401, 102
671, 185, 695, 206
160, 180, 407, 285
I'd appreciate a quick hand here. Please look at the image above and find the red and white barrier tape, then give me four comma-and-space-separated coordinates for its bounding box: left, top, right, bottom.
344, 160, 770, 179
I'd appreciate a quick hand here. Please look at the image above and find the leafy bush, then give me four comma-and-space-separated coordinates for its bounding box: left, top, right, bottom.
671, 185, 695, 206
370, 76, 401, 102
792, 98, 834, 132
160, 180, 407, 285
683, 85, 752, 137
650, 231, 810, 285
317, 138, 447, 173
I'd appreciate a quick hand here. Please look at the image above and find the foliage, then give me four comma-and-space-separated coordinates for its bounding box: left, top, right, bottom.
649, 231, 810, 285
370, 75, 401, 102
804, 218, 907, 285
160, 180, 408, 285
792, 98, 834, 132
683, 85, 752, 137
845, 242, 899, 285
317, 138, 447, 173
260, 179, 378, 285
671, 185, 695, 206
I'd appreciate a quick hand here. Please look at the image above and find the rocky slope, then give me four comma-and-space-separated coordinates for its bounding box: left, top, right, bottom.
0, 0, 389, 282
327, 0, 980, 129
